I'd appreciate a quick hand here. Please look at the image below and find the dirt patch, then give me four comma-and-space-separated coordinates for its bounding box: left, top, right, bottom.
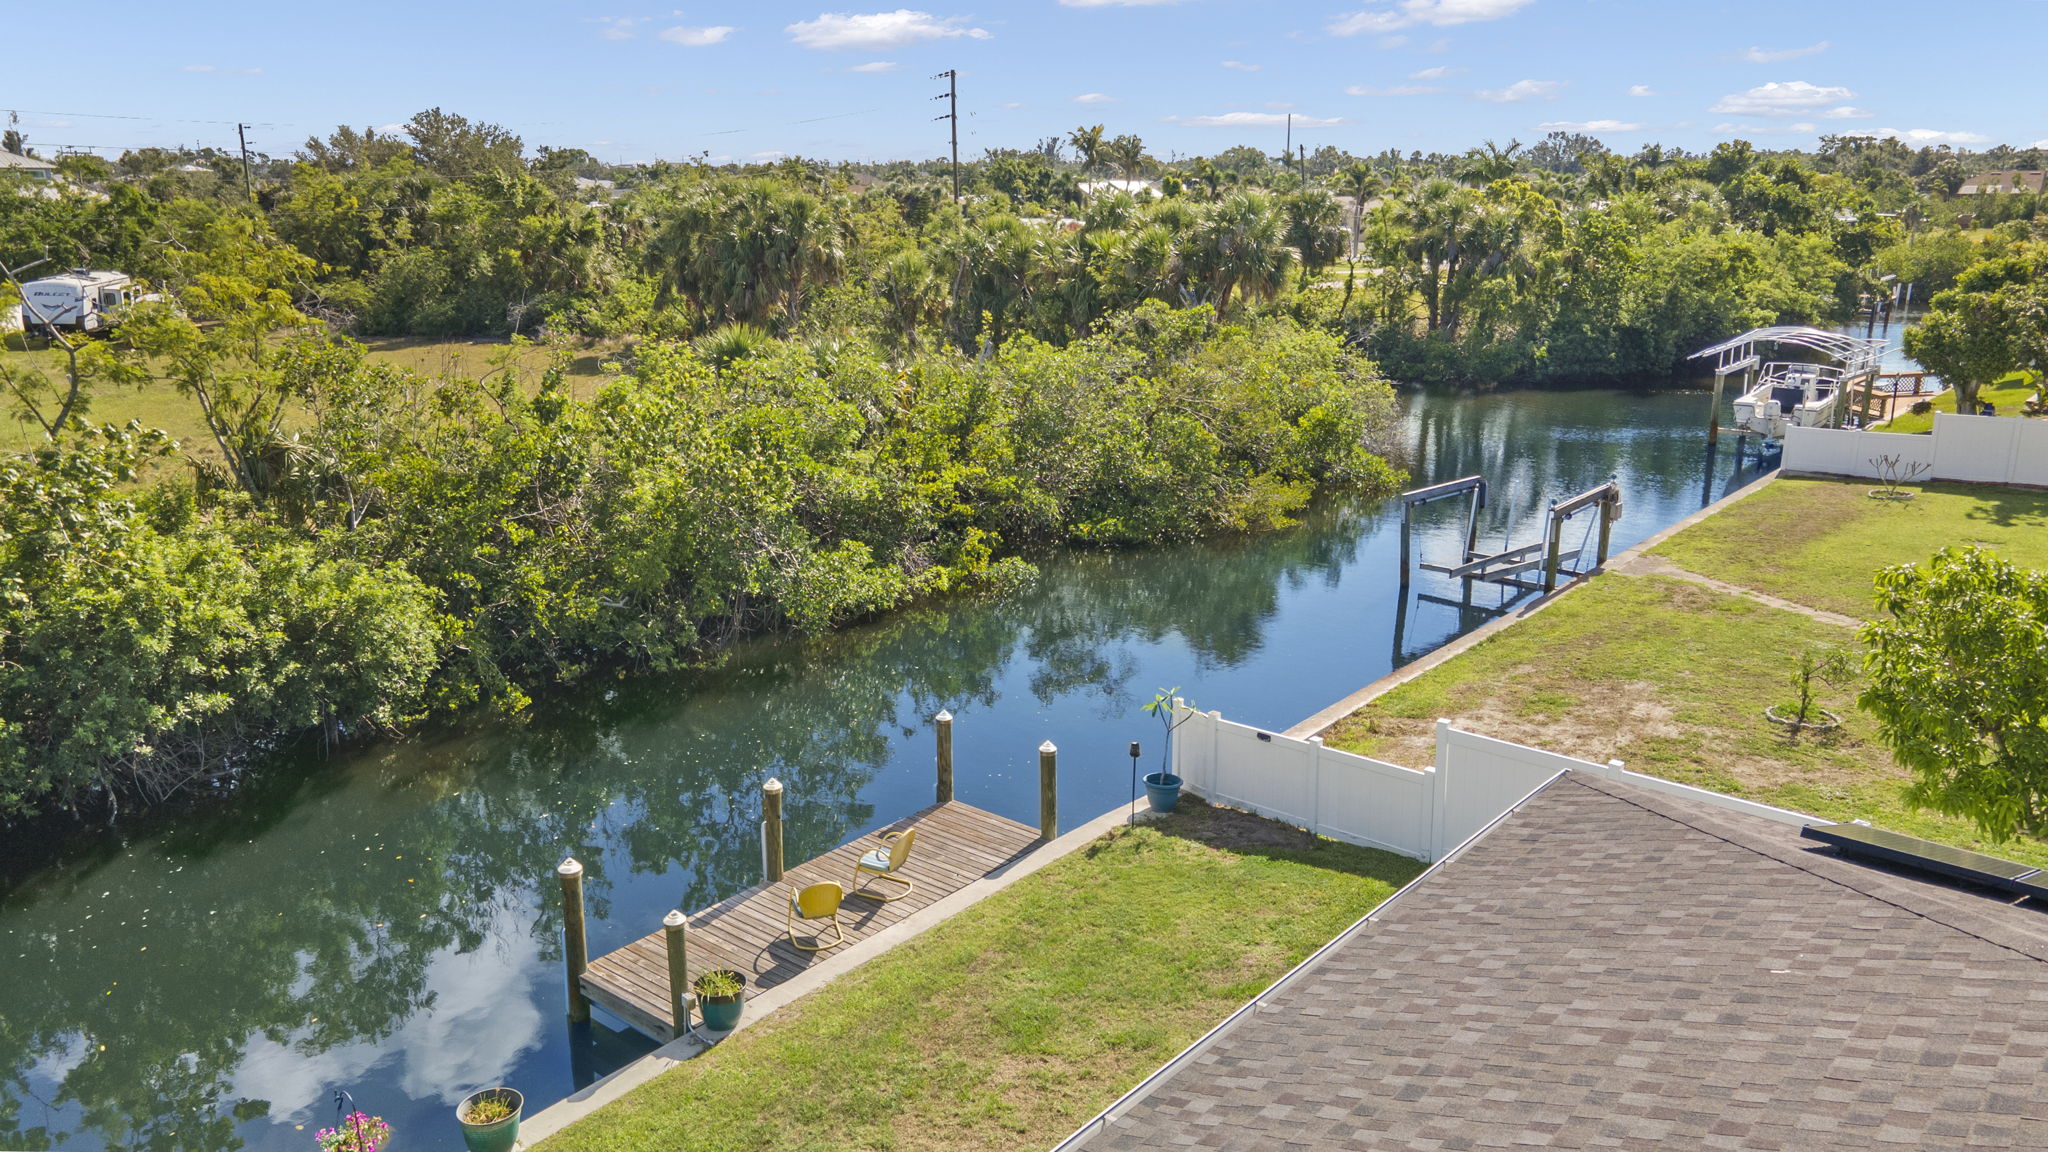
1146, 798, 1320, 853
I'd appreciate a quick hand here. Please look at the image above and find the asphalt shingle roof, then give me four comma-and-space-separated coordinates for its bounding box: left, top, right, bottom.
1073, 773, 2048, 1151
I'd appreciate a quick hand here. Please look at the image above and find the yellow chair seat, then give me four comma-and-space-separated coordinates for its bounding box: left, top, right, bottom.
850, 828, 917, 902
786, 881, 846, 951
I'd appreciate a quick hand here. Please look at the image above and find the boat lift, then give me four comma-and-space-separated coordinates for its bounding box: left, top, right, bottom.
1398, 474, 1624, 595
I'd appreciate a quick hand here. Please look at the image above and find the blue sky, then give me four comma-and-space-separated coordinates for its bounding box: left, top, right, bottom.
9, 0, 2044, 166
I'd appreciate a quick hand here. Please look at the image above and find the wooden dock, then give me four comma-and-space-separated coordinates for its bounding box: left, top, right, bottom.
580, 799, 1042, 1041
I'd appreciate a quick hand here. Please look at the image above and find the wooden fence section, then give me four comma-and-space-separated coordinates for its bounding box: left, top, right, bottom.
581, 799, 1040, 1041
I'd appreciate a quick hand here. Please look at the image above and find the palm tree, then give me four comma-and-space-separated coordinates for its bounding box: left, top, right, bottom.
1067, 125, 1106, 176
874, 249, 943, 351
1189, 192, 1294, 314
1456, 139, 1524, 186
1335, 162, 1384, 259
1103, 134, 1148, 181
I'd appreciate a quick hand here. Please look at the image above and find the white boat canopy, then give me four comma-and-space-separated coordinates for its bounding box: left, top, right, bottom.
1689, 326, 1884, 376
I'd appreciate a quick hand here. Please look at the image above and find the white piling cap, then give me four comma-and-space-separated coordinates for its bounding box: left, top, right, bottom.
1039, 740, 1058, 754
762, 777, 783, 794
935, 709, 953, 723
557, 857, 583, 877
663, 909, 687, 929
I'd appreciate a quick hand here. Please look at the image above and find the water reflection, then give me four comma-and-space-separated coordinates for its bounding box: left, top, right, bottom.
0, 386, 1764, 1151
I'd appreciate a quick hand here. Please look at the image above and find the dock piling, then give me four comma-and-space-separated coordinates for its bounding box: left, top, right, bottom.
762, 778, 785, 884
663, 910, 690, 1033
1038, 741, 1058, 841
558, 858, 590, 1023
935, 710, 954, 804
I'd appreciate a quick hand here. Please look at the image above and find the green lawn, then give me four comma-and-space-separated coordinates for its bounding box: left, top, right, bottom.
1648, 477, 2048, 617
1879, 371, 2039, 433
535, 806, 1422, 1152
1324, 572, 2048, 869
1, 335, 622, 463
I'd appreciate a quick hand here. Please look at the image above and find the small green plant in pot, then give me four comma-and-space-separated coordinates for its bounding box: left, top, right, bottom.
455, 1087, 523, 1152
315, 1112, 390, 1152
1140, 688, 1197, 813
694, 968, 747, 1032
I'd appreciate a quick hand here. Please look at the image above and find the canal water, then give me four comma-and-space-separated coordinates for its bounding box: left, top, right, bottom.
0, 386, 1769, 1151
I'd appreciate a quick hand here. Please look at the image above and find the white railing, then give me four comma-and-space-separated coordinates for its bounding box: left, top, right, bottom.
1172, 709, 1818, 861
1783, 412, 2048, 487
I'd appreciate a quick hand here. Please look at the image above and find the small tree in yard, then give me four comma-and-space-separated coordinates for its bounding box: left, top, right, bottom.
1860, 546, 2048, 841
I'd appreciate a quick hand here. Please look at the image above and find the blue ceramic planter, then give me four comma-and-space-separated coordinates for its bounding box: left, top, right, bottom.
1143, 772, 1183, 813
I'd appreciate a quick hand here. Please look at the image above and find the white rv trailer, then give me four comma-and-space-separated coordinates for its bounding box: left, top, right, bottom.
19, 269, 142, 336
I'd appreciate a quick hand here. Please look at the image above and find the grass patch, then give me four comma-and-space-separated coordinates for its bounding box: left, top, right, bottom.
536, 805, 1421, 1152
1, 336, 622, 472
1878, 372, 2038, 434
1648, 477, 2048, 618
1323, 573, 2048, 869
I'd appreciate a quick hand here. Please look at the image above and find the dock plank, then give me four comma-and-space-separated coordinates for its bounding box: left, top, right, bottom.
580, 800, 1041, 1041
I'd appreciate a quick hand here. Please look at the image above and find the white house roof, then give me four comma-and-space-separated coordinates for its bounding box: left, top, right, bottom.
0, 151, 58, 173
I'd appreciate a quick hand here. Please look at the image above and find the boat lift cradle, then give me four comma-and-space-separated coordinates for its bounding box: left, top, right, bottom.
1397, 475, 1623, 595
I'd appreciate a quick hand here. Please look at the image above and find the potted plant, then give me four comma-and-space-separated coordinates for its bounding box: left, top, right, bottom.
315, 1112, 390, 1152
455, 1087, 523, 1152
694, 968, 747, 1032
1140, 688, 1197, 813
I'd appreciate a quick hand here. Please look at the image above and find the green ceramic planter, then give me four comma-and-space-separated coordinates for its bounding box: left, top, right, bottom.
456, 1087, 522, 1152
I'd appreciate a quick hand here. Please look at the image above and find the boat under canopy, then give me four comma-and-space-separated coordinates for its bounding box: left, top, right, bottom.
1689, 326, 1885, 440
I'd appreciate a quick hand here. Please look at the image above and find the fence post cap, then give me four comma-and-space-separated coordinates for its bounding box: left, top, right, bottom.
935, 708, 953, 723
557, 857, 584, 878
663, 909, 687, 929
1607, 759, 1626, 770
762, 777, 783, 795
1038, 740, 1058, 754
1435, 718, 1453, 731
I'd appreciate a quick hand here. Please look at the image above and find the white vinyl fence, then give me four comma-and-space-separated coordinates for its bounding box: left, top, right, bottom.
1171, 709, 1814, 862
1783, 412, 2048, 487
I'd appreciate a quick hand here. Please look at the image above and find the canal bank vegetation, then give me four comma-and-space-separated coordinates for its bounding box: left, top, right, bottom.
0, 296, 1401, 820
1326, 477, 2048, 866
534, 803, 1421, 1152
7, 112, 2048, 820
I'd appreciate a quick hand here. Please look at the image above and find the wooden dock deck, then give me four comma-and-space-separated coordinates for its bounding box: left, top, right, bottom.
581, 799, 1042, 1041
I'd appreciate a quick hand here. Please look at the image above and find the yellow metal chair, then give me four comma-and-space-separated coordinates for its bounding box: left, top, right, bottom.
786, 881, 847, 951
850, 828, 918, 903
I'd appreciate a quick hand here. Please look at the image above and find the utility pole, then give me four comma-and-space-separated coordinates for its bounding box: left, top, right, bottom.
1284, 113, 1293, 183
932, 69, 959, 205
236, 123, 254, 200
1300, 143, 1308, 190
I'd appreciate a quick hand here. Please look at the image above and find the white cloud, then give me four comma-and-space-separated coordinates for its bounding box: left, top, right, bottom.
1709, 80, 1854, 116
1628, 84, 1654, 97
594, 15, 646, 39
1169, 112, 1347, 128
660, 23, 734, 44
1880, 127, 1991, 146
1329, 0, 1535, 36
1475, 78, 1563, 102
786, 9, 991, 50
1538, 119, 1642, 132
1409, 65, 1461, 79
1002, 101, 1025, 108
1740, 40, 1828, 63
1346, 84, 1443, 96
1820, 105, 1873, 120
2033, 139, 2048, 150
1221, 60, 1261, 71
1074, 92, 1120, 103
850, 60, 901, 71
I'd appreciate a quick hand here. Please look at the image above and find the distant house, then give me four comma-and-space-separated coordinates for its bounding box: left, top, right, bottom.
0, 151, 58, 180
1958, 169, 2046, 195
1078, 178, 1159, 198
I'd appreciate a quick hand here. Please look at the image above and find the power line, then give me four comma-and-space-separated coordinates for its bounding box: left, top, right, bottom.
931, 69, 958, 203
